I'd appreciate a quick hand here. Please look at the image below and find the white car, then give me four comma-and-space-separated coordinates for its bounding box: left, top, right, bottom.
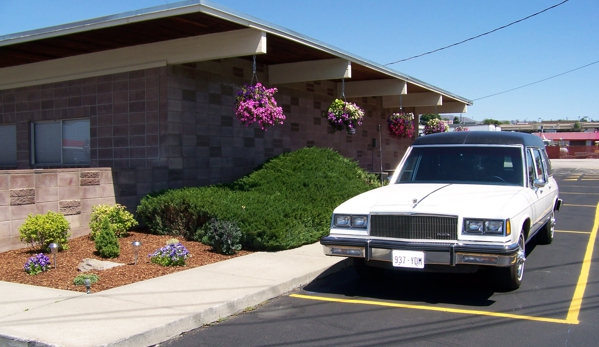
321, 131, 562, 291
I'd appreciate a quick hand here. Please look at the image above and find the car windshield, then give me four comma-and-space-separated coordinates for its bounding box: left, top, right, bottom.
396, 145, 524, 186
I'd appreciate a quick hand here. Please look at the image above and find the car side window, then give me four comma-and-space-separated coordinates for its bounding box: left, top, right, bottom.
526, 149, 535, 188
541, 149, 552, 176
533, 148, 548, 183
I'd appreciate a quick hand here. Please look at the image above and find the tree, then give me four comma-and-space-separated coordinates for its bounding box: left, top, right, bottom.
482, 118, 501, 126
453, 116, 460, 124
419, 114, 441, 125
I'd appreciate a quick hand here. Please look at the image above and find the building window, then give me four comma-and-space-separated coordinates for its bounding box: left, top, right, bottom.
0, 124, 17, 167
31, 119, 90, 165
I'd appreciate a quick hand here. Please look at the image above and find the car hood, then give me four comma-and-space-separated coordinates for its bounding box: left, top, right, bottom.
334, 183, 526, 218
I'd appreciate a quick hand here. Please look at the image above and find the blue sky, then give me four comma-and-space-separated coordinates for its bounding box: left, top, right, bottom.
0, 0, 597, 122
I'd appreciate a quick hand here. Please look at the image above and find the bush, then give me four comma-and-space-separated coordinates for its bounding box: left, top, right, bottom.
73, 273, 100, 286
23, 253, 51, 275
89, 204, 138, 240
148, 242, 190, 266
137, 147, 381, 251
201, 219, 242, 255
19, 211, 71, 251
94, 218, 120, 258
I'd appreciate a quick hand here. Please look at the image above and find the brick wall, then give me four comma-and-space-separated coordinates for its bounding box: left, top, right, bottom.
0, 58, 414, 251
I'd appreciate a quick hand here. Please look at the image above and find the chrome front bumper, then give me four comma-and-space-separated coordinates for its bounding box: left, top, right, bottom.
320, 236, 520, 267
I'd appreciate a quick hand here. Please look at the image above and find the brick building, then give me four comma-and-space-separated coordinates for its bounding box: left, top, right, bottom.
0, 1, 472, 251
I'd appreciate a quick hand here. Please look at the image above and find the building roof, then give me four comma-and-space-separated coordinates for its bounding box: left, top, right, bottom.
0, 0, 471, 114
533, 132, 599, 141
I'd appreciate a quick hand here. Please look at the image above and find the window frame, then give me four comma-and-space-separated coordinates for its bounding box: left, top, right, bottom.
0, 124, 17, 167
30, 119, 90, 166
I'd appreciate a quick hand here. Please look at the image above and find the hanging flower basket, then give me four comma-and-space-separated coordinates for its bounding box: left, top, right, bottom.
387, 112, 415, 139
326, 99, 364, 134
424, 118, 449, 135
454, 125, 469, 132
235, 82, 285, 131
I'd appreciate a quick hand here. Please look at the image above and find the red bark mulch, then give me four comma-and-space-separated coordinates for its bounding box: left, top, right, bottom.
0, 231, 251, 293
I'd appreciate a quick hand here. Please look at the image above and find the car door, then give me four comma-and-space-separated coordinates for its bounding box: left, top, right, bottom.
529, 147, 555, 232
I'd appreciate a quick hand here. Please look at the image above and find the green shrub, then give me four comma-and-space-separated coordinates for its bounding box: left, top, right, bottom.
89, 204, 138, 240
201, 219, 242, 255
19, 211, 71, 251
94, 218, 120, 258
73, 273, 100, 286
137, 147, 381, 251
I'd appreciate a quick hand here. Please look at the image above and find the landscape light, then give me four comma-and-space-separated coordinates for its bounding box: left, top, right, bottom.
48, 243, 59, 268
132, 241, 142, 265
84, 278, 91, 294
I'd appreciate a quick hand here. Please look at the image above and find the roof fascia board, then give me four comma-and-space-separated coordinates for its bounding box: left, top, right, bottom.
336, 79, 406, 98
269, 59, 351, 85
382, 93, 442, 108
416, 102, 468, 114
0, 28, 265, 91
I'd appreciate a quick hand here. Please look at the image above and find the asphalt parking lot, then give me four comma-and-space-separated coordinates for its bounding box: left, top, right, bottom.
164, 161, 599, 347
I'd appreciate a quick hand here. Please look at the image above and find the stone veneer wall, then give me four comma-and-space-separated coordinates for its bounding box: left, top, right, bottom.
0, 168, 115, 252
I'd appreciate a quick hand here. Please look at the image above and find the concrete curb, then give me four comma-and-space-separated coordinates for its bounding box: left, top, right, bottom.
0, 243, 350, 347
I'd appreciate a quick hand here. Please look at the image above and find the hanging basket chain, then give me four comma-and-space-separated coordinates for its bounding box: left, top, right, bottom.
251, 55, 259, 85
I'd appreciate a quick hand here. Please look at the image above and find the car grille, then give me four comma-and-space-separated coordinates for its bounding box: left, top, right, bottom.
370, 215, 458, 240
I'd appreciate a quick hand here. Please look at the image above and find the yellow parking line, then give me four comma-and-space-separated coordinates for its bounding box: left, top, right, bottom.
293, 206, 599, 325
566, 202, 599, 323
562, 204, 596, 208
290, 294, 575, 325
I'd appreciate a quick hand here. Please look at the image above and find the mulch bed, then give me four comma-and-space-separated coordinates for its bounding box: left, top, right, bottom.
0, 231, 251, 293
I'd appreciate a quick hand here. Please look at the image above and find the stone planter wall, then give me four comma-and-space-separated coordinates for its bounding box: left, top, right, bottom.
0, 168, 115, 252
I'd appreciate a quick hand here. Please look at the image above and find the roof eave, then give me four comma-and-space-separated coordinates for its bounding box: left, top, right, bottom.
0, 0, 472, 106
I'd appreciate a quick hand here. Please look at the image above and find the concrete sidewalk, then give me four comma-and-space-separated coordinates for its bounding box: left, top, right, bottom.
0, 243, 348, 347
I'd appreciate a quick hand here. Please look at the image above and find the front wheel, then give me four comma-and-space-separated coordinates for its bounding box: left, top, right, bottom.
537, 210, 555, 245
495, 233, 526, 291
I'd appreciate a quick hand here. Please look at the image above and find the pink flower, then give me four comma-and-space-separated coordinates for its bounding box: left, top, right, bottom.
387, 112, 415, 139
235, 83, 285, 130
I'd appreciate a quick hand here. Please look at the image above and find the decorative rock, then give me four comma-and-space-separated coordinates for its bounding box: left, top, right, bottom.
77, 258, 125, 272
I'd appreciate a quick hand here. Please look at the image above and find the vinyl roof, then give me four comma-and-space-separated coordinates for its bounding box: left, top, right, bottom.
0, 0, 472, 106
414, 131, 545, 147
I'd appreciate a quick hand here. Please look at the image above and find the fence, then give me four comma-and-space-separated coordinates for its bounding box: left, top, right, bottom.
546, 146, 599, 159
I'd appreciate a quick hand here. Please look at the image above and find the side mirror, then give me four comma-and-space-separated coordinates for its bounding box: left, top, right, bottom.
533, 179, 546, 188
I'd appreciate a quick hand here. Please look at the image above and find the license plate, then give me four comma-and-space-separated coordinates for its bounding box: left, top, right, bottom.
392, 250, 425, 269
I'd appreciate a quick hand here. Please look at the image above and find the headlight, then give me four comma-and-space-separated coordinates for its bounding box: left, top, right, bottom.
334, 215, 351, 227
332, 214, 368, 229
463, 219, 506, 236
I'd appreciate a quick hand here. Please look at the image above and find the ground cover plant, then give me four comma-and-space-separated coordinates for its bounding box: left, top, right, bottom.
137, 147, 382, 251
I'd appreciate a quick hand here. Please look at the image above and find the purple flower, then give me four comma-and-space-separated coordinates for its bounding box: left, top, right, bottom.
149, 243, 190, 266
387, 112, 415, 139
326, 99, 365, 134
24, 253, 51, 275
